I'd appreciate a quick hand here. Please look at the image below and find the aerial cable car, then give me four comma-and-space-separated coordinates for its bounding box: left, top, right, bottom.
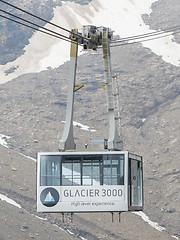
37, 26, 143, 220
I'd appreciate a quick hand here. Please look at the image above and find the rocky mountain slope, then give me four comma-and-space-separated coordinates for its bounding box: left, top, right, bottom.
0, 0, 180, 239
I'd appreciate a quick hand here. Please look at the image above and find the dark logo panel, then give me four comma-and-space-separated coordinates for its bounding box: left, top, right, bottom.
40, 188, 59, 207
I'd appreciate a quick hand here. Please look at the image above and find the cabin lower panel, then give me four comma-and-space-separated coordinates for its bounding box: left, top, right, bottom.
37, 185, 129, 212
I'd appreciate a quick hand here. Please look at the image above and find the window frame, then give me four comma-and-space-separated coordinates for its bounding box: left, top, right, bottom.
40, 154, 125, 186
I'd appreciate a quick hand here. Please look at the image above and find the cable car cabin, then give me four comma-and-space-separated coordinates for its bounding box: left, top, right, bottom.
37, 151, 143, 213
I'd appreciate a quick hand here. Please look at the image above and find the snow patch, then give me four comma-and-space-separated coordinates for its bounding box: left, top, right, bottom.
0, 134, 11, 148
73, 121, 97, 132
19, 153, 36, 162
80, 237, 88, 240
66, 229, 75, 235
35, 215, 48, 221
133, 211, 166, 232
0, 193, 22, 209
52, 223, 66, 233
62, 120, 96, 132
171, 236, 179, 240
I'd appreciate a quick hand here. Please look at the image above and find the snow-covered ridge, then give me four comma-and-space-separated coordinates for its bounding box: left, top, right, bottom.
0, 0, 180, 84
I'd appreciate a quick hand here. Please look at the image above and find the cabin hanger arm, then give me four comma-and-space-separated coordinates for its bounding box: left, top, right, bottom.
59, 26, 123, 151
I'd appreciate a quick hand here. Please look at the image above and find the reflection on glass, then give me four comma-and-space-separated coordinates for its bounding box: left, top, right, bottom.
103, 155, 124, 185
62, 162, 81, 185
40, 156, 60, 186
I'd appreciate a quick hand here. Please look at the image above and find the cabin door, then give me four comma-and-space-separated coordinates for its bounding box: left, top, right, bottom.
129, 159, 143, 207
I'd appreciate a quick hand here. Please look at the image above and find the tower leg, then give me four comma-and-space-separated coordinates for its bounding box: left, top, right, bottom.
102, 28, 122, 151
59, 31, 78, 151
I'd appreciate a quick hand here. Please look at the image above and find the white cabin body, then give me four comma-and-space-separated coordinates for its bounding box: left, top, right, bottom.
37, 151, 143, 213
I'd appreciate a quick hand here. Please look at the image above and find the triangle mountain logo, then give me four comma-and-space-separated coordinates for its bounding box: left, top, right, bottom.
45, 191, 55, 203
40, 188, 59, 207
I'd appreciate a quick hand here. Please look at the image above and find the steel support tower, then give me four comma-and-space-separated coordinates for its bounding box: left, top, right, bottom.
59, 26, 123, 151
